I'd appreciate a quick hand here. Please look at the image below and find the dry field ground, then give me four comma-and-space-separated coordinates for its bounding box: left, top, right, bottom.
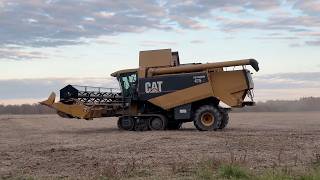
1, 112, 320, 179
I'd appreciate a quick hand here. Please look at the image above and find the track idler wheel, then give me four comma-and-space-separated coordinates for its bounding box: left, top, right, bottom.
117, 117, 135, 131
134, 118, 149, 131
149, 116, 167, 130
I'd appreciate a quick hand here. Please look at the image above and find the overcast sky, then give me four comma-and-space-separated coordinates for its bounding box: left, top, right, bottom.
0, 0, 320, 104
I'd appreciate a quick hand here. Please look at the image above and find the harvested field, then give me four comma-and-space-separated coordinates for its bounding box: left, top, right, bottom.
1, 112, 320, 179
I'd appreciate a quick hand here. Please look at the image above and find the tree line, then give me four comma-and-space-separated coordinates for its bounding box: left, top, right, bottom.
0, 104, 55, 115
0, 97, 320, 115
234, 97, 320, 112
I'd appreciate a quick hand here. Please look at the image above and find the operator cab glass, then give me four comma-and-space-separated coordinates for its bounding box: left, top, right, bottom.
118, 72, 138, 98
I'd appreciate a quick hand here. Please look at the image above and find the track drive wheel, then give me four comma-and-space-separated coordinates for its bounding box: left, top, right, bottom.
218, 108, 229, 129
167, 121, 182, 130
117, 116, 135, 131
193, 105, 222, 131
149, 116, 167, 130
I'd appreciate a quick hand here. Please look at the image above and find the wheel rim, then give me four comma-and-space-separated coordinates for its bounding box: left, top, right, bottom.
201, 112, 214, 126
150, 118, 163, 130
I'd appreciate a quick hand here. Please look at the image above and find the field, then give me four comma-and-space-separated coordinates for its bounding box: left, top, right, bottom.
1, 112, 320, 179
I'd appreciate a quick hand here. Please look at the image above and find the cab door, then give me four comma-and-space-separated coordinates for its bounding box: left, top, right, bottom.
118, 72, 138, 100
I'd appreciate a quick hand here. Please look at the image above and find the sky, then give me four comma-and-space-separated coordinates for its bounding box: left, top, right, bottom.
0, 0, 320, 104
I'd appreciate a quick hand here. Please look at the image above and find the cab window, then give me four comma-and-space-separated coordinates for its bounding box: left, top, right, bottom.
119, 72, 137, 97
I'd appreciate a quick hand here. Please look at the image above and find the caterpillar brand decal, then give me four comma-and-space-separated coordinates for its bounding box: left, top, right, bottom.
145, 81, 163, 93
139, 72, 209, 100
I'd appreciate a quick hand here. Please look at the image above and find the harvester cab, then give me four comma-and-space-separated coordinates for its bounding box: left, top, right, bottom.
116, 70, 138, 99
41, 49, 259, 131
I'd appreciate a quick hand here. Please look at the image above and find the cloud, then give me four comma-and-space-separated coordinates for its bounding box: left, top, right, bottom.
254, 36, 299, 40
255, 72, 320, 89
293, 1, 320, 16
217, 15, 319, 33
305, 40, 320, 46
190, 40, 205, 44
0, 0, 170, 48
298, 32, 320, 37
0, 45, 47, 60
289, 43, 301, 47
1, 0, 320, 60
94, 40, 119, 45
1, 98, 44, 105
169, 15, 208, 29
1, 0, 315, 48
140, 40, 178, 46
253, 72, 320, 101
0, 77, 118, 102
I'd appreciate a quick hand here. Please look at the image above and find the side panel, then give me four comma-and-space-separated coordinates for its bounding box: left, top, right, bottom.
148, 82, 213, 110
210, 70, 249, 107
174, 104, 192, 120
138, 72, 208, 100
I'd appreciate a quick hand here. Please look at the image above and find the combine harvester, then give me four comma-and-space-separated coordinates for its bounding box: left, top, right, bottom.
41, 49, 259, 131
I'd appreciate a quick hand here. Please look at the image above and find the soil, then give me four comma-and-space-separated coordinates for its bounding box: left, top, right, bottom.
1, 112, 320, 179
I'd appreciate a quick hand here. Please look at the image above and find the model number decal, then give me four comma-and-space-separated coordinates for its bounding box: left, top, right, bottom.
145, 81, 163, 93
193, 75, 206, 84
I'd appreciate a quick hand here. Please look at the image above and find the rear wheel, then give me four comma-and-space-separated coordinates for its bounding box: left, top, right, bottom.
149, 116, 167, 130
218, 108, 229, 129
117, 116, 135, 131
193, 105, 222, 131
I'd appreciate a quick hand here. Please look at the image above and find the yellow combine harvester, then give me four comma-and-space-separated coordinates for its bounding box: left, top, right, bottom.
41, 49, 259, 131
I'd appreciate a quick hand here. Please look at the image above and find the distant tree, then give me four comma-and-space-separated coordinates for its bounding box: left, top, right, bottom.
234, 97, 320, 112
0, 104, 55, 115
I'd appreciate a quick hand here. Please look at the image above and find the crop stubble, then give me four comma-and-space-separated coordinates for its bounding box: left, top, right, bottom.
0, 112, 319, 178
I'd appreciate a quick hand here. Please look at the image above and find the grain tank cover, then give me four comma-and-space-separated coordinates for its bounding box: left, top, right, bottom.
139, 49, 179, 68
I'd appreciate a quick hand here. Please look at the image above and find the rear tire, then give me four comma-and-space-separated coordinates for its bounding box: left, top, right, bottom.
193, 105, 222, 131
117, 117, 135, 131
218, 108, 229, 129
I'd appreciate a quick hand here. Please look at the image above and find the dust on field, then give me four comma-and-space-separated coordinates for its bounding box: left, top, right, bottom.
1, 112, 320, 179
